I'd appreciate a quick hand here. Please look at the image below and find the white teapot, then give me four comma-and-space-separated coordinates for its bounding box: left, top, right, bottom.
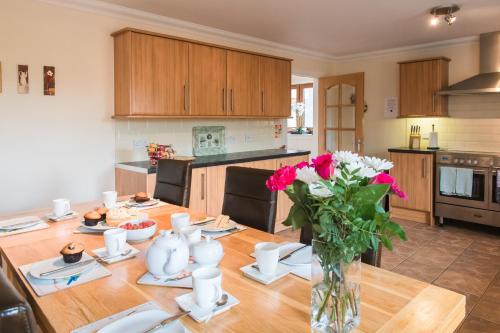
146, 230, 189, 276
192, 235, 224, 267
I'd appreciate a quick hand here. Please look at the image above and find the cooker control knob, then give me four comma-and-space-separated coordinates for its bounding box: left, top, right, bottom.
472, 160, 478, 165
453, 159, 459, 163
467, 160, 472, 164
459, 159, 465, 164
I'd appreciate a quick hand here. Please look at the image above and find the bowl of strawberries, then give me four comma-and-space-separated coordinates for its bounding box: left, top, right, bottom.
119, 219, 157, 242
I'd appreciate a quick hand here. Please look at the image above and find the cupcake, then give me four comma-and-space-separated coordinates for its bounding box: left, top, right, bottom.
60, 242, 84, 263
84, 211, 101, 226
95, 207, 109, 221
134, 192, 150, 203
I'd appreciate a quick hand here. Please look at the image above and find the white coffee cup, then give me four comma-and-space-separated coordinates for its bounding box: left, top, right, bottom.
53, 199, 71, 217
180, 226, 202, 247
192, 267, 222, 309
255, 242, 280, 276
103, 191, 118, 209
104, 228, 127, 256
171, 213, 190, 233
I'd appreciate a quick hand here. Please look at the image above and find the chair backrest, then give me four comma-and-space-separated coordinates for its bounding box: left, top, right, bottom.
154, 159, 192, 207
222, 166, 277, 233
300, 223, 382, 267
0, 270, 36, 333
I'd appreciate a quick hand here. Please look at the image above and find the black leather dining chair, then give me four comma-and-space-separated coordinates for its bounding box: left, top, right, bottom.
0, 270, 37, 333
222, 166, 278, 233
299, 222, 382, 267
154, 159, 192, 207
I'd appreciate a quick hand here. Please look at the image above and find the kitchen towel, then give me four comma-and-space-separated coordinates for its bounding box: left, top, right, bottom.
496, 170, 500, 203
439, 167, 457, 195
455, 168, 473, 197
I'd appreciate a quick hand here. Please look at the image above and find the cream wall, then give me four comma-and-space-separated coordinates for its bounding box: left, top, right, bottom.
333, 40, 500, 157
0, 0, 334, 213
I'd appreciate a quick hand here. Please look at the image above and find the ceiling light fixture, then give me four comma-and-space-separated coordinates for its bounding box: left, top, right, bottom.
429, 4, 460, 26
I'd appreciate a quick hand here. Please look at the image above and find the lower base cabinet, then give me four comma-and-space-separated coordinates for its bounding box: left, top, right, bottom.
116, 155, 309, 233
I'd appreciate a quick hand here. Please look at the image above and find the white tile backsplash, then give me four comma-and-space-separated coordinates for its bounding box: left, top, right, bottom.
405, 94, 500, 152
115, 119, 285, 162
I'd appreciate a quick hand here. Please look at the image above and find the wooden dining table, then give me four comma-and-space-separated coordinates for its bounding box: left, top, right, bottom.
0, 200, 465, 333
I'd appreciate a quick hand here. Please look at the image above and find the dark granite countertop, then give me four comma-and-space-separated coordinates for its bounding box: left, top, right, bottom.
116, 149, 311, 174
388, 147, 442, 155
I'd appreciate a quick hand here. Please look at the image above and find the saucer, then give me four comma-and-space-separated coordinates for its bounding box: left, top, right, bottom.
92, 243, 139, 264
137, 263, 200, 289
80, 220, 115, 231
240, 262, 293, 285
175, 291, 239, 322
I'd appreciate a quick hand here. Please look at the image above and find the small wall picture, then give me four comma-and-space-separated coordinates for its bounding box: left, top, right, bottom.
192, 126, 226, 156
17, 65, 29, 94
43, 66, 55, 96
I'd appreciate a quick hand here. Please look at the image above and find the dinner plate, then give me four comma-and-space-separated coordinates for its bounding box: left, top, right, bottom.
126, 199, 160, 208
200, 220, 237, 232
280, 243, 312, 266
0, 216, 42, 231
80, 221, 115, 231
97, 309, 187, 333
29, 253, 96, 280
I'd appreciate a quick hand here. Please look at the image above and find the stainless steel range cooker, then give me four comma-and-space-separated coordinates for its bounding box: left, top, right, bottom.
435, 151, 500, 227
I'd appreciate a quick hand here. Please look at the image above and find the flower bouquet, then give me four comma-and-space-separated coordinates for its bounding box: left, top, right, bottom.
266, 151, 407, 333
147, 143, 175, 166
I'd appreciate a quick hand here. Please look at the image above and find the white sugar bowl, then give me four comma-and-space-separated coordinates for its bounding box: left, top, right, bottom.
192, 236, 224, 267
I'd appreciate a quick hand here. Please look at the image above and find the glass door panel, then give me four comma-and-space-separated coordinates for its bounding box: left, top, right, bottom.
326, 85, 339, 106
341, 83, 356, 105
326, 107, 338, 128
341, 106, 355, 129
340, 131, 356, 151
326, 130, 338, 151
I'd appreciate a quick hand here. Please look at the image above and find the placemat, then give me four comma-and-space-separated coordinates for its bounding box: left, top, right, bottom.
19, 253, 112, 296
201, 225, 247, 240
137, 263, 200, 289
0, 221, 49, 238
70, 300, 190, 333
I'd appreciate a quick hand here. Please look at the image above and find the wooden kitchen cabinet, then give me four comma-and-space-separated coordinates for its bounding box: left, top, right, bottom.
189, 167, 208, 215
114, 31, 188, 116
188, 44, 227, 116
389, 152, 434, 224
226, 50, 261, 116
112, 28, 292, 119
260, 56, 292, 118
399, 57, 450, 117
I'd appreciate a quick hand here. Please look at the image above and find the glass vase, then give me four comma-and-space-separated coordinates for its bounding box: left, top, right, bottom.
311, 239, 361, 333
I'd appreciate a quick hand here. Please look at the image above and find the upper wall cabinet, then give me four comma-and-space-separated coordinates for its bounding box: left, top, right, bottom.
398, 57, 450, 117
112, 28, 292, 119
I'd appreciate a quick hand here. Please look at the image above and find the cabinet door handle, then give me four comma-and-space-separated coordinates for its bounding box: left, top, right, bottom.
222, 88, 225, 112
421, 158, 426, 178
231, 89, 234, 112
261, 91, 264, 113
183, 84, 187, 112
201, 173, 205, 200
432, 93, 436, 115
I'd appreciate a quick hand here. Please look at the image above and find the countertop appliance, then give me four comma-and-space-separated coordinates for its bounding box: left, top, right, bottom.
435, 150, 500, 227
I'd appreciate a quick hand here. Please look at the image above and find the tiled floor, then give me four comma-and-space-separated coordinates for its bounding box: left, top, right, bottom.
276, 219, 500, 332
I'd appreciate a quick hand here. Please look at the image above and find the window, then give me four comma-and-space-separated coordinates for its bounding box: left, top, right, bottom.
288, 83, 313, 133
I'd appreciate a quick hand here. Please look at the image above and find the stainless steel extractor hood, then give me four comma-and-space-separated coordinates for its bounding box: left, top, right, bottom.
438, 31, 500, 95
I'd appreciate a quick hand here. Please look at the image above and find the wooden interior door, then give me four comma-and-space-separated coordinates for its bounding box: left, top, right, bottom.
227, 51, 261, 116
260, 57, 291, 117
188, 44, 227, 116
318, 73, 364, 154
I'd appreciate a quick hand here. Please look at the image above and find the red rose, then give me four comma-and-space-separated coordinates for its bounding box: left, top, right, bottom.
295, 161, 309, 169
372, 173, 407, 200
312, 153, 335, 180
266, 166, 297, 191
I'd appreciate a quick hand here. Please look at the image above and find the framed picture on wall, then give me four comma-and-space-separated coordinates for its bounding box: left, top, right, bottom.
17, 65, 29, 94
43, 66, 55, 96
192, 126, 226, 156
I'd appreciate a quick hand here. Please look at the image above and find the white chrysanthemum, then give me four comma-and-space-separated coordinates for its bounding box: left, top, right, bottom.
296, 166, 321, 184
345, 161, 378, 179
308, 182, 333, 198
362, 156, 394, 171
334, 151, 360, 165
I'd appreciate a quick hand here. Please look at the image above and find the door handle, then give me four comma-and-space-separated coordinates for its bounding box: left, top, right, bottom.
183, 84, 187, 112
231, 89, 234, 112
421, 158, 426, 178
261, 91, 264, 113
432, 93, 436, 114
356, 139, 362, 153
222, 88, 225, 112
184, 84, 189, 112
201, 173, 205, 201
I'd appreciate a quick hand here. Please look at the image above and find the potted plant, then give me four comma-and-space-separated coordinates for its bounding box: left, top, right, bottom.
266, 151, 407, 333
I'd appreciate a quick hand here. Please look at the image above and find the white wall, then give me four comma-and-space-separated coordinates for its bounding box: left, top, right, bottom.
0, 0, 335, 213
332, 40, 500, 157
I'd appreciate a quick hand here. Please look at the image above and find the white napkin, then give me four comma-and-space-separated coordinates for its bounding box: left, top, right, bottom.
455, 168, 473, 197
439, 166, 457, 195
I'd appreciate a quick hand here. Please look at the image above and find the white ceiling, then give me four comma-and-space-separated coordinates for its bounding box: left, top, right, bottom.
100, 0, 500, 56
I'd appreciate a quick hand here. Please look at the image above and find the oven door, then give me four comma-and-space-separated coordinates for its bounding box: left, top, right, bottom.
435, 166, 489, 210
489, 168, 500, 211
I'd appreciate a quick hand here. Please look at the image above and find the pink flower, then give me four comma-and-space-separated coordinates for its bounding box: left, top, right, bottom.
312, 153, 335, 180
266, 166, 297, 191
372, 173, 395, 185
296, 161, 309, 169
372, 173, 407, 200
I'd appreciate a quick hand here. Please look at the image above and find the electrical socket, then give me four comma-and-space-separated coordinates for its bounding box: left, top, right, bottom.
226, 136, 236, 145
244, 134, 254, 143
133, 139, 148, 150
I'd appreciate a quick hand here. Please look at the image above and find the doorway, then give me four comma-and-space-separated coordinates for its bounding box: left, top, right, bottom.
318, 72, 364, 154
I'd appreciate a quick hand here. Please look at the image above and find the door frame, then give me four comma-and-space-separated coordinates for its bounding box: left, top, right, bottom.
318, 72, 365, 154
